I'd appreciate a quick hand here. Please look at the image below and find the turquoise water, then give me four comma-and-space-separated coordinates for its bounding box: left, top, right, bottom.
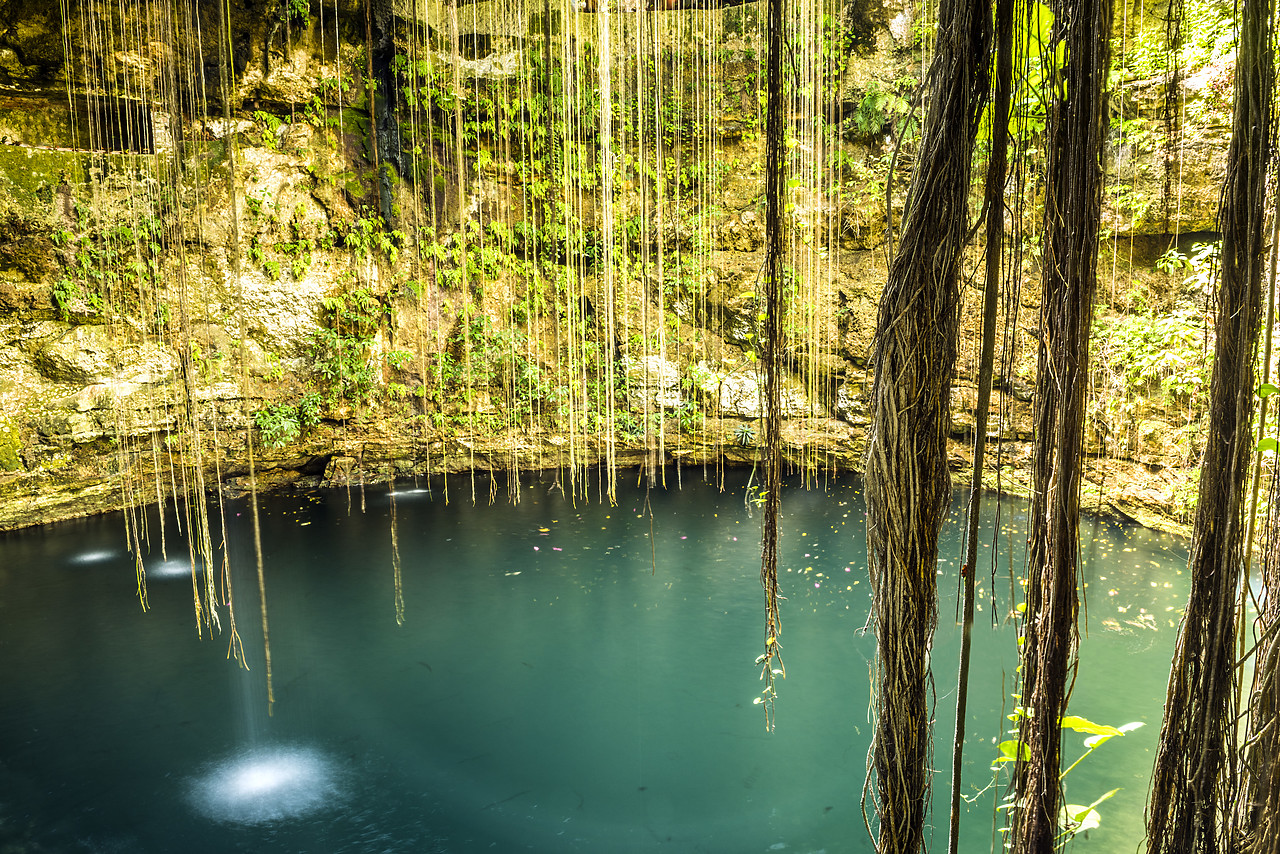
0, 469, 1188, 852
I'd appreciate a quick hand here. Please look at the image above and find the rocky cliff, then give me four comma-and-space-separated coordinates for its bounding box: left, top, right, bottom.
0, 0, 1235, 533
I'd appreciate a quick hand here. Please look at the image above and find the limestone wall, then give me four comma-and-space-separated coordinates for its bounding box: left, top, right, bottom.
0, 0, 1237, 533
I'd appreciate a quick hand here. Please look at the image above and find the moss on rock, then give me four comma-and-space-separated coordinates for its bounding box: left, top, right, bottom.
0, 417, 22, 471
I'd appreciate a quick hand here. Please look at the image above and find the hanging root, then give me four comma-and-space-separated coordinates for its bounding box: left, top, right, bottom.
1237, 470, 1280, 854
755, 0, 786, 734
1007, 0, 1112, 841
861, 0, 989, 847
1148, 0, 1272, 846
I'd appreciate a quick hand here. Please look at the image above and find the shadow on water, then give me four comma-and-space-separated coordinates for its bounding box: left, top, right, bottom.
0, 468, 1188, 853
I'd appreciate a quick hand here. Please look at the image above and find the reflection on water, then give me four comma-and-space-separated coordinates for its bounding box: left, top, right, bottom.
147, 557, 194, 579
188, 745, 346, 824
68, 548, 118, 566
0, 469, 1189, 853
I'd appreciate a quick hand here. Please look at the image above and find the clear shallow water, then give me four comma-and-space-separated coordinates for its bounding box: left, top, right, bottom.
0, 469, 1189, 853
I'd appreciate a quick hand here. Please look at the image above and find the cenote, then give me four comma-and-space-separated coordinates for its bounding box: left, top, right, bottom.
0, 468, 1188, 853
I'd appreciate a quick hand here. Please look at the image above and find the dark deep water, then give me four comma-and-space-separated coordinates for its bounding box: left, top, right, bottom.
0, 468, 1189, 853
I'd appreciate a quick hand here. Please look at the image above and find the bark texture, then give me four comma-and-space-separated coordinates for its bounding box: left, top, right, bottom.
1008, 0, 1113, 847
1147, 0, 1273, 848
862, 0, 989, 847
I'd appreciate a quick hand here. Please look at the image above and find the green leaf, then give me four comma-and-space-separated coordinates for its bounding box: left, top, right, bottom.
1062, 805, 1102, 833
995, 739, 1030, 763
1259, 437, 1279, 453
1087, 788, 1121, 809
1060, 715, 1123, 737
1260, 383, 1280, 398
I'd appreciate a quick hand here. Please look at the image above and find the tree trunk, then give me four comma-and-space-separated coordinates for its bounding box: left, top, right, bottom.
862, 0, 989, 848
1147, 0, 1273, 848
947, 0, 1014, 849
1007, 0, 1112, 847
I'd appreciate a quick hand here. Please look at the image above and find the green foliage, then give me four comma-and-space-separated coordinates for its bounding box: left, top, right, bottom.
300, 94, 336, 130
1105, 180, 1155, 226
254, 402, 302, 447
254, 392, 323, 448
1086, 244, 1217, 462
385, 349, 414, 370
282, 0, 309, 22
278, 238, 313, 280
308, 325, 378, 408
851, 82, 911, 138
1093, 307, 1208, 405
1156, 241, 1220, 294
428, 312, 553, 425
0, 418, 21, 471
615, 412, 644, 442
340, 212, 405, 265
51, 276, 81, 318
993, 711, 1143, 842
189, 341, 225, 380
1119, 0, 1235, 80
673, 400, 702, 431
49, 210, 165, 320
306, 287, 391, 409
252, 111, 285, 150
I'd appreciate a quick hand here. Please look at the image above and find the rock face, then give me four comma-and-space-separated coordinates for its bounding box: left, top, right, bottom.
0, 0, 1233, 535
626, 355, 684, 411
32, 324, 176, 385
717, 367, 810, 420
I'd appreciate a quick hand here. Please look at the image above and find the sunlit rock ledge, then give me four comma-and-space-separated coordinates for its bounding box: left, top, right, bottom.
0, 411, 1193, 539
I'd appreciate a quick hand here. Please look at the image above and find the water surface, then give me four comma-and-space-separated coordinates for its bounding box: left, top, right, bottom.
0, 468, 1189, 852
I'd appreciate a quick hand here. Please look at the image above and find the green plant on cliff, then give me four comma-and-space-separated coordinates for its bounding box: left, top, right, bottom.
0, 419, 21, 471
1117, 0, 1234, 82
255, 403, 302, 447
307, 287, 390, 409
428, 312, 553, 426
282, 0, 309, 22
252, 110, 285, 150
851, 81, 911, 138
1093, 308, 1208, 404
51, 276, 81, 318
254, 393, 323, 448
49, 209, 165, 320
309, 324, 377, 408
340, 212, 405, 266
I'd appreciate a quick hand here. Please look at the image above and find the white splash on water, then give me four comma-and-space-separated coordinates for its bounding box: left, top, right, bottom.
188, 745, 344, 824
